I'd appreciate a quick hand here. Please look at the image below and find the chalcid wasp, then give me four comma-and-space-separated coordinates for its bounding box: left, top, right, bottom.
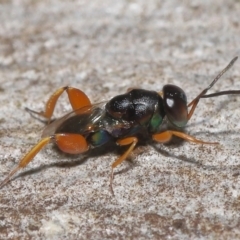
0, 57, 239, 193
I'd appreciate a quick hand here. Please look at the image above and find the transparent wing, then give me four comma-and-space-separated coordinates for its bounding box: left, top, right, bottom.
41, 101, 107, 137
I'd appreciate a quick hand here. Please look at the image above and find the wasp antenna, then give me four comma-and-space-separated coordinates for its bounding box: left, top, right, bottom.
188, 56, 238, 107
201, 90, 240, 98
204, 56, 238, 92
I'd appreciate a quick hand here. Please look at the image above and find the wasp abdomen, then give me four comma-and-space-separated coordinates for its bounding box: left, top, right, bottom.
87, 129, 112, 147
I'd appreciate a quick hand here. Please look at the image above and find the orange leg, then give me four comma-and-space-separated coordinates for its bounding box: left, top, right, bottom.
54, 133, 89, 154
110, 137, 138, 195
153, 130, 218, 144
27, 87, 91, 123
0, 133, 89, 189
187, 99, 200, 121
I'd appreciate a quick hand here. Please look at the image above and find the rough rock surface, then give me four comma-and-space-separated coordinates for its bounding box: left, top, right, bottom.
0, 0, 240, 239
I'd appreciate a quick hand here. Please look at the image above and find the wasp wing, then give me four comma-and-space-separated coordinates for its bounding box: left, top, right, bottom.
41, 102, 107, 138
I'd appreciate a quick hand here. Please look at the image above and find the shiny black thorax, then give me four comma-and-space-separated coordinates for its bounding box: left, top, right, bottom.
106, 89, 164, 123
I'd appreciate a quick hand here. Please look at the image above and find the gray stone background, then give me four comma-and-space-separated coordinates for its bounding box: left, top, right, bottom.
0, 0, 240, 239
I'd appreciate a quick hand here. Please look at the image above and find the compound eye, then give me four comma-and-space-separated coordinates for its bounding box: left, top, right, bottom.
163, 84, 188, 128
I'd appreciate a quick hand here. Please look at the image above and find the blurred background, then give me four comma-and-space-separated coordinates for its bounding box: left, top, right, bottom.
0, 0, 239, 239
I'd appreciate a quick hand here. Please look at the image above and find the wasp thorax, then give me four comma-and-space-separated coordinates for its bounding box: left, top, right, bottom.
106, 89, 160, 124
